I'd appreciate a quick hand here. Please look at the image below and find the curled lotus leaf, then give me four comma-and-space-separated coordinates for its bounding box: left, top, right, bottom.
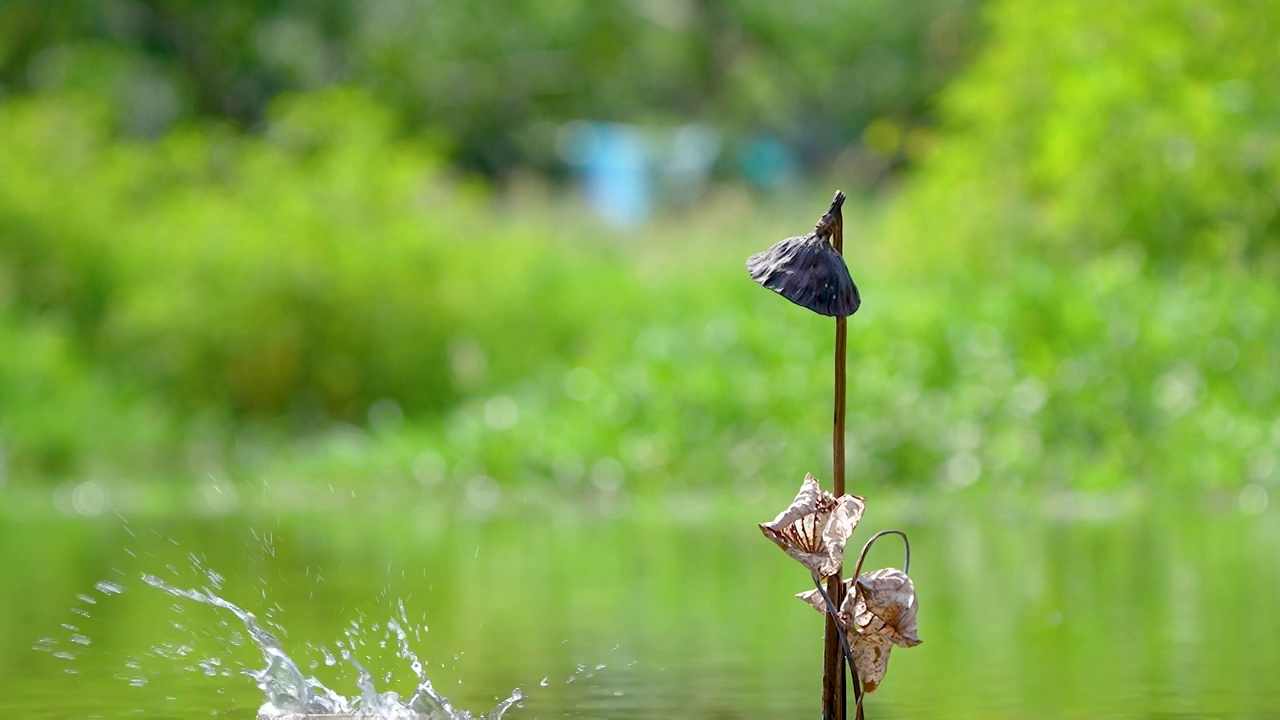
850, 568, 921, 649
760, 474, 866, 579
845, 567, 922, 693
796, 568, 922, 693
795, 577, 852, 614
850, 632, 895, 694
794, 578, 900, 694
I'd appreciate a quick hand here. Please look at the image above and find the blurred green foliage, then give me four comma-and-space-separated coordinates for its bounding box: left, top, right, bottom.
889, 0, 1280, 268
0, 0, 979, 178
2, 88, 1276, 502
0, 89, 640, 473
2, 1, 1278, 505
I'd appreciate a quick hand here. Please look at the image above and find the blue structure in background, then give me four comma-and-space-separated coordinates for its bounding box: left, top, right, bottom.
560, 120, 723, 227
737, 135, 800, 190
562, 122, 651, 228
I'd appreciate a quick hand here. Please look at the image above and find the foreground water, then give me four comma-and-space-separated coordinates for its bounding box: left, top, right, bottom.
1, 492, 1278, 718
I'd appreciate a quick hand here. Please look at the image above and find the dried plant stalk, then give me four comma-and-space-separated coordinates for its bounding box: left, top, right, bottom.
747, 190, 866, 720
826, 191, 851, 720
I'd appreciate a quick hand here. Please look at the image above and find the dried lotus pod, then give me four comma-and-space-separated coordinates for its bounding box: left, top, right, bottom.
746, 231, 861, 317
746, 192, 860, 317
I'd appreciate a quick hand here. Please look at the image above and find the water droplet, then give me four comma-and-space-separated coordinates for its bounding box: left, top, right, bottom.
70, 634, 91, 646
540, 677, 549, 687
95, 581, 126, 595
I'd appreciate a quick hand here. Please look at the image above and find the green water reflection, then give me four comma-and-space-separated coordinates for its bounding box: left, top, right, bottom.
1, 496, 1277, 718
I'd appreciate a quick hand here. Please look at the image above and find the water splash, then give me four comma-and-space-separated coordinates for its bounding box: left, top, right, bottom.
140, 574, 522, 720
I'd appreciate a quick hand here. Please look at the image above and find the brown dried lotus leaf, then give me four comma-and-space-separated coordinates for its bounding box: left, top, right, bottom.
835, 581, 871, 641
850, 633, 894, 694
759, 474, 866, 578
795, 577, 855, 614
799, 570, 920, 694
821, 496, 865, 577
796, 587, 824, 613
853, 568, 921, 648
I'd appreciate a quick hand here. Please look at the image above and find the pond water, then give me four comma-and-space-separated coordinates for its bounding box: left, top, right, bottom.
1, 493, 1277, 718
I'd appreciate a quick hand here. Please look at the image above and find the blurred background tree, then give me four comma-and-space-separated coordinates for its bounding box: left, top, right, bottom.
0, 0, 1276, 505
0, 0, 979, 179
890, 0, 1280, 269
6, 8, 1280, 720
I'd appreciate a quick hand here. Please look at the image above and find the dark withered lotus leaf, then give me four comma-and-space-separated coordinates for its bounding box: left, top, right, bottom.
746, 232, 860, 317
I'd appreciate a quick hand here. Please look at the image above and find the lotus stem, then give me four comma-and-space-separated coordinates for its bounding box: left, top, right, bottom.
852, 529, 912, 580
826, 190, 851, 720
810, 571, 864, 714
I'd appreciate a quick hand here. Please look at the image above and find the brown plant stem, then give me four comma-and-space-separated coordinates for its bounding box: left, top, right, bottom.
820, 190, 855, 720
811, 574, 855, 662
815, 581, 867, 720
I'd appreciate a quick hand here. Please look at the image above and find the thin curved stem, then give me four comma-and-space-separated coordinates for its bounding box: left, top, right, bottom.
811, 573, 864, 710
845, 529, 910, 720
810, 575, 856, 670
852, 529, 911, 580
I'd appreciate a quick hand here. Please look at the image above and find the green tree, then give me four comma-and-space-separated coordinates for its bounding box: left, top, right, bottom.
0, 0, 980, 179
889, 0, 1280, 269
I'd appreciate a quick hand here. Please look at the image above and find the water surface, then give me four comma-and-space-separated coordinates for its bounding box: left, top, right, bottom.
1, 495, 1277, 718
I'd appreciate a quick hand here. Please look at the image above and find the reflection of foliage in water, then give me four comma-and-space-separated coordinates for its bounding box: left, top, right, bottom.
4, 510, 1280, 717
